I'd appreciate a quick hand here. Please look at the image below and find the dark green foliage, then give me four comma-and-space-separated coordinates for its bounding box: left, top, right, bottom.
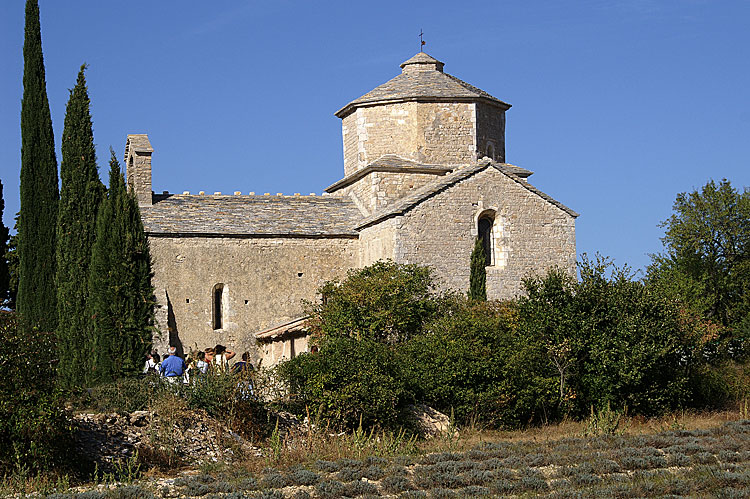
18, 0, 58, 331
518, 255, 698, 418
468, 237, 486, 301
72, 376, 161, 413
4, 228, 18, 310
402, 297, 519, 426
0, 312, 70, 473
0, 180, 10, 307
648, 179, 750, 330
89, 150, 155, 381
56, 65, 106, 388
306, 260, 435, 344
279, 336, 413, 431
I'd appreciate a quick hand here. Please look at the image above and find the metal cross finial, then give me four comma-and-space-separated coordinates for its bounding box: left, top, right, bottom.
419, 29, 425, 52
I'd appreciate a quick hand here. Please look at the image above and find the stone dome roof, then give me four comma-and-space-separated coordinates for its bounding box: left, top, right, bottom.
335, 51, 510, 118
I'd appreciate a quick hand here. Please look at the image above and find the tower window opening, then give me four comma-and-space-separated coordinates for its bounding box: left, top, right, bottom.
478, 214, 494, 266
213, 284, 224, 330
486, 143, 495, 160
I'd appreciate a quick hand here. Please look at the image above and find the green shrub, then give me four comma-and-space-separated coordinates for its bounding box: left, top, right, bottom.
287, 469, 320, 486
76, 377, 161, 413
105, 485, 154, 499
401, 298, 523, 426
306, 260, 436, 344
0, 312, 70, 473
278, 337, 413, 431
315, 480, 347, 498
381, 475, 413, 494
519, 256, 699, 418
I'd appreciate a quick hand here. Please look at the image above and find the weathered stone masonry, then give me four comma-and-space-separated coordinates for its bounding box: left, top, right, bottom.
127, 51, 578, 367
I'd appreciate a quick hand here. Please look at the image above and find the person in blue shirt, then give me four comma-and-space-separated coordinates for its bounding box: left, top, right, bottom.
160, 346, 186, 381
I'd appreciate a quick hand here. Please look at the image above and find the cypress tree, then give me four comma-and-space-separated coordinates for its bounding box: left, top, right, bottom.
0, 181, 10, 307
56, 65, 105, 387
468, 237, 487, 301
18, 0, 58, 330
89, 150, 155, 381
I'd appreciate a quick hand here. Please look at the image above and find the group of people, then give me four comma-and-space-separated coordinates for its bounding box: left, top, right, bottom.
143, 344, 254, 383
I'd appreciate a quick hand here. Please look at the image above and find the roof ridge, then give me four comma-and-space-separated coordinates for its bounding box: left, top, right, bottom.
355, 161, 578, 229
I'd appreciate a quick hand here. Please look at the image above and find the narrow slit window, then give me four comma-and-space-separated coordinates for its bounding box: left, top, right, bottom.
213, 284, 224, 330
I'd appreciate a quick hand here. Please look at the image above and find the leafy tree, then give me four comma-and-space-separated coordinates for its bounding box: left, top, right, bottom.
56, 65, 105, 387
306, 260, 436, 344
468, 237, 487, 301
648, 179, 750, 329
17, 0, 58, 331
89, 150, 156, 381
519, 256, 698, 417
573, 256, 692, 415
518, 267, 579, 408
0, 181, 10, 308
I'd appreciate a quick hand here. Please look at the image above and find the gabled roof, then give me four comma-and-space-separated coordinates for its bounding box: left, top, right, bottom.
355, 160, 579, 230
142, 194, 360, 237
255, 316, 309, 341
335, 52, 511, 118
325, 154, 452, 193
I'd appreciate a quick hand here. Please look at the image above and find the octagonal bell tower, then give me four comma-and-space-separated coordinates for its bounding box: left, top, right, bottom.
335, 52, 511, 177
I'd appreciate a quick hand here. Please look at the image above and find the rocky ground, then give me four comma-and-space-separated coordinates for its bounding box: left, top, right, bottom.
73, 409, 264, 474
55, 418, 750, 498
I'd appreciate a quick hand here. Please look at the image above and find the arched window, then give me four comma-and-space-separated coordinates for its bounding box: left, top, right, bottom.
478, 213, 494, 266
212, 284, 224, 330
486, 143, 495, 160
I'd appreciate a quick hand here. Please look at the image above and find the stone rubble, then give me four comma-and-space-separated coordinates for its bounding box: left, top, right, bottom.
73, 409, 263, 473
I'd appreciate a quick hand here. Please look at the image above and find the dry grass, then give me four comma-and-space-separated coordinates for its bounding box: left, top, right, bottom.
6, 408, 749, 497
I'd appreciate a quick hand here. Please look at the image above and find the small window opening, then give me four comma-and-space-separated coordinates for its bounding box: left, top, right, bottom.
478, 214, 494, 266
244, 299, 249, 305
297, 272, 304, 278
185, 298, 190, 304
213, 284, 224, 330
486, 143, 495, 160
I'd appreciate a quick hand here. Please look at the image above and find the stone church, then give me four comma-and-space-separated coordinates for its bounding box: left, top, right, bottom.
124, 52, 578, 367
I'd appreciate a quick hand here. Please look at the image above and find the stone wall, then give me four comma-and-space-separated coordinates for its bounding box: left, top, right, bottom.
359, 217, 397, 266
148, 236, 358, 362
337, 170, 445, 214
475, 103, 506, 163
418, 102, 476, 166
342, 102, 478, 175
392, 168, 576, 299
258, 334, 309, 368
125, 134, 153, 207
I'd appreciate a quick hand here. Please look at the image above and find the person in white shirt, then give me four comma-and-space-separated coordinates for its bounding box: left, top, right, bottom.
142, 351, 159, 375
196, 351, 209, 374
212, 344, 236, 373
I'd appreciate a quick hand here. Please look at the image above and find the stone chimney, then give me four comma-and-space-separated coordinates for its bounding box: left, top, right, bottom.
124, 134, 153, 207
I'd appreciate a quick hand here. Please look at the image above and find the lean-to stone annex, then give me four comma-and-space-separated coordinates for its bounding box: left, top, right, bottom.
125, 52, 578, 367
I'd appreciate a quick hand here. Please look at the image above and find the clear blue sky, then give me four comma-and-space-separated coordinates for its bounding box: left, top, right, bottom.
1, 0, 748, 274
